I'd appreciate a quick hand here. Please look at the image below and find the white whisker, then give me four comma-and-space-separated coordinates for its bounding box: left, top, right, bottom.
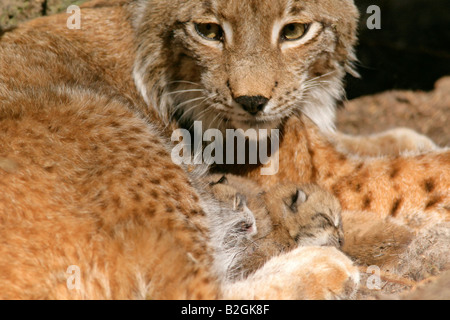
164, 89, 206, 97
168, 80, 203, 87
174, 96, 208, 109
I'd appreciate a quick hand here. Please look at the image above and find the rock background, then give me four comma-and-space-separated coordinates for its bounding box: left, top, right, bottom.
1, 0, 449, 146
342, 0, 449, 146
348, 0, 450, 99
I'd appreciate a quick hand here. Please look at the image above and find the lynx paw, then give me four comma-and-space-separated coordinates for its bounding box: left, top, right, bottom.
382, 128, 438, 154
333, 128, 438, 157
223, 246, 360, 300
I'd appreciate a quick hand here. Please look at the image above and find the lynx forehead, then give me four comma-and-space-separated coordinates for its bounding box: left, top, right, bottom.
132, 0, 359, 133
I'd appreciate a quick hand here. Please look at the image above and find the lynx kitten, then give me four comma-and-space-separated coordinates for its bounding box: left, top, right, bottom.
206, 174, 343, 280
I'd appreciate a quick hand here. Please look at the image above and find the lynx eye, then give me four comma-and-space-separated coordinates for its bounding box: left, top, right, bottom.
315, 213, 335, 227
281, 23, 308, 41
195, 23, 223, 41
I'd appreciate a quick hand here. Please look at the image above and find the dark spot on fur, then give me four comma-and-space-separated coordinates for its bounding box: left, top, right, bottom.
112, 196, 121, 208
390, 197, 403, 217
130, 127, 144, 134
150, 190, 159, 199
390, 164, 401, 179
163, 172, 175, 181
156, 149, 167, 157
363, 195, 372, 210
145, 208, 156, 217
355, 162, 364, 172
331, 183, 341, 197
166, 206, 175, 213
44, 166, 55, 173
127, 146, 137, 154
133, 192, 142, 202
423, 179, 436, 193
425, 195, 442, 210
306, 148, 318, 181
338, 154, 347, 162
190, 208, 205, 216
150, 178, 161, 185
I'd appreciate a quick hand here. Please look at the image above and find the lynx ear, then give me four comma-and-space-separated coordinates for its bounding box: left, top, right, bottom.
295, 189, 308, 204
233, 193, 247, 211
286, 189, 308, 213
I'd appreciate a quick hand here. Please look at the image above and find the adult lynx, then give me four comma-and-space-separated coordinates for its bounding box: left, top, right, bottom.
0, 0, 447, 299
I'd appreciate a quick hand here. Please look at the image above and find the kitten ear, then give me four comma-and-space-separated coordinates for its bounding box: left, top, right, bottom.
295, 189, 308, 204
287, 189, 307, 212
233, 193, 247, 211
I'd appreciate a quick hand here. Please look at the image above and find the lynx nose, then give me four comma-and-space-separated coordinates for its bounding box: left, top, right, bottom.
235, 95, 269, 115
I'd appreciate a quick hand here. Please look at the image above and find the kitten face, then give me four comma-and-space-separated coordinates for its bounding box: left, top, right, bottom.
133, 0, 359, 133
264, 183, 344, 248
206, 175, 344, 280
207, 175, 344, 249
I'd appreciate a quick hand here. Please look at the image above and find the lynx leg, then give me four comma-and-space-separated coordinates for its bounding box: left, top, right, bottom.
223, 246, 359, 300
331, 128, 438, 157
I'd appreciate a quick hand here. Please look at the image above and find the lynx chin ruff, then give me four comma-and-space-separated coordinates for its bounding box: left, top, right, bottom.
0, 0, 448, 299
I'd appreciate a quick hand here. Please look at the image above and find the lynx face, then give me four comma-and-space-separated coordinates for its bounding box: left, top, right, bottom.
132, 0, 359, 133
